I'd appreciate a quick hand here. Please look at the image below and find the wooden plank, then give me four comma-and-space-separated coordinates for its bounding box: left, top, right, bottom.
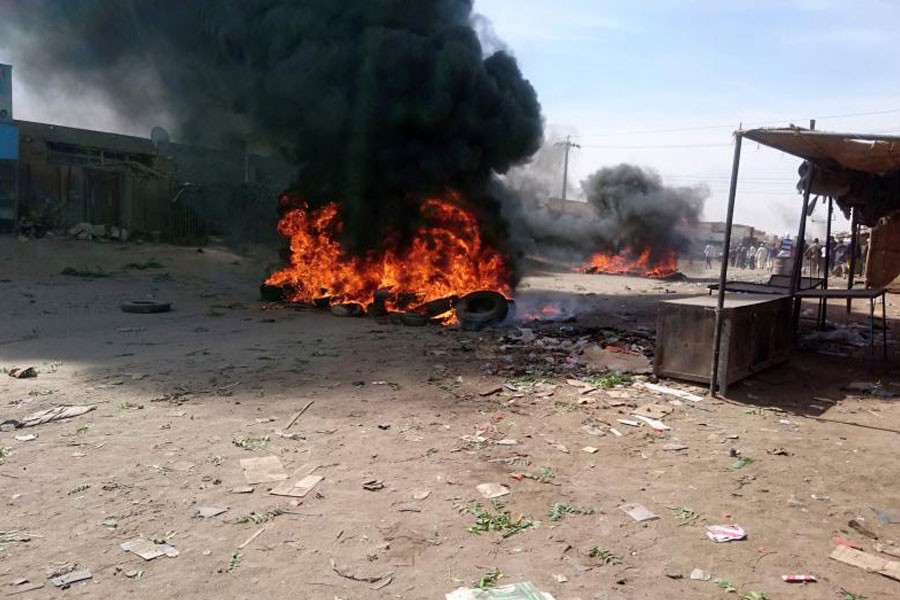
830, 545, 900, 582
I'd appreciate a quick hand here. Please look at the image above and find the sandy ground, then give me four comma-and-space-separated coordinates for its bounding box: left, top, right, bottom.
1, 236, 900, 600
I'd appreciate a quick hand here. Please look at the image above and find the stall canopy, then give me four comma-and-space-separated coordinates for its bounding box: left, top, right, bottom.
741, 127, 900, 226
708, 126, 899, 396
741, 127, 900, 175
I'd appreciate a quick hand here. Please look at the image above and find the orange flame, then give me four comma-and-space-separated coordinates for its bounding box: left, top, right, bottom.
265, 193, 512, 310
582, 246, 678, 279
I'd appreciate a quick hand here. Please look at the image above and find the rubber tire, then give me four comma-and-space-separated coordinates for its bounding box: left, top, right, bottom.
399, 312, 428, 326
455, 291, 509, 327
412, 295, 458, 318
121, 300, 171, 314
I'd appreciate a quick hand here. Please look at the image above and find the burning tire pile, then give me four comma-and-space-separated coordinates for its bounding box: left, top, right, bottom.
260, 284, 513, 331
261, 194, 518, 330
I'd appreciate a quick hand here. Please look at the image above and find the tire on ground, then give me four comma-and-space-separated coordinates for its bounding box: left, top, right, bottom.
121, 300, 171, 314
455, 291, 509, 330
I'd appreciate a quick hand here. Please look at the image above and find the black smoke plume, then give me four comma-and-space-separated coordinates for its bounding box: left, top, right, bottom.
502, 134, 600, 257
582, 164, 706, 260
1, 0, 543, 254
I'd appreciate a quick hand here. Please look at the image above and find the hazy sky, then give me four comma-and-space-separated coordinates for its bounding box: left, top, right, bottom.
4, 0, 899, 238
476, 0, 900, 237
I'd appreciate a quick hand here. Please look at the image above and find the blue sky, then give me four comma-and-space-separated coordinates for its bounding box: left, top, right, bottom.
476, 0, 900, 235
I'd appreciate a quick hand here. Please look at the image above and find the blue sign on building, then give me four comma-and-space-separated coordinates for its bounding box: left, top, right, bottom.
0, 123, 17, 160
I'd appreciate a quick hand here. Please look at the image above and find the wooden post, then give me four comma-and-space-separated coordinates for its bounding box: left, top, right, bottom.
791, 120, 816, 298
710, 132, 743, 397
846, 208, 858, 314
819, 196, 834, 328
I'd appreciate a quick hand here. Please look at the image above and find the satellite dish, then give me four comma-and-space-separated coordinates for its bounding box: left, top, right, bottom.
150, 126, 170, 149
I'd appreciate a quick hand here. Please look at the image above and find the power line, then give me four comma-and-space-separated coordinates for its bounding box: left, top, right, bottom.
578, 142, 732, 149
571, 107, 900, 139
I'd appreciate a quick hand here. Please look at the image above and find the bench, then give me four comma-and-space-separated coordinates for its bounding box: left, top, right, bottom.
708, 275, 824, 295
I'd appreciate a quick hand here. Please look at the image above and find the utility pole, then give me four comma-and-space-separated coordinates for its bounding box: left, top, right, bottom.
555, 135, 581, 200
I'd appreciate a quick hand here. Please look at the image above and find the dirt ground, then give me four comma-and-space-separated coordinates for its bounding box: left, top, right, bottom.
2, 235, 900, 600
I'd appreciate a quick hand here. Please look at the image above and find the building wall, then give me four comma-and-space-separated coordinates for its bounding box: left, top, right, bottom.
12, 120, 294, 243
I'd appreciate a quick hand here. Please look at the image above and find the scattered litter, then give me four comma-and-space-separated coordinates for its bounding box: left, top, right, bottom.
609, 427, 623, 437
782, 574, 817, 582
620, 503, 659, 522
876, 543, 900, 559
412, 489, 432, 501
14, 434, 38, 442
232, 435, 269, 450
237, 527, 266, 550
663, 443, 688, 452
11, 405, 95, 428
8, 367, 37, 379
833, 536, 863, 550
617, 419, 640, 427
196, 506, 228, 519
706, 524, 746, 542
829, 545, 900, 582
581, 425, 604, 436
330, 559, 393, 584
476, 483, 510, 499
641, 382, 703, 402
362, 479, 385, 491
270, 473, 323, 498
690, 568, 711, 581
731, 457, 754, 469
848, 518, 878, 540
284, 400, 315, 430
120, 539, 178, 560
872, 507, 900, 525
495, 439, 518, 446
240, 455, 287, 484
766, 448, 790, 456
49, 570, 92, 589
480, 386, 503, 397
370, 575, 393, 590
634, 403, 672, 420
230, 486, 254, 494
547, 441, 569, 454
553, 573, 568, 583
446, 581, 556, 600
170, 460, 194, 472
632, 414, 671, 431
7, 581, 43, 594
580, 345, 651, 374
582, 446, 599, 454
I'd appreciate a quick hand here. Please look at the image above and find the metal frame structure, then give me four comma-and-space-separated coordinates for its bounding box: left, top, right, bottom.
709, 125, 897, 396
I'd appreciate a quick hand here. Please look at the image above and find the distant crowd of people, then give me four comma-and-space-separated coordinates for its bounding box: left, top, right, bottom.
802, 236, 867, 278
703, 234, 868, 277
701, 234, 867, 278
703, 240, 779, 270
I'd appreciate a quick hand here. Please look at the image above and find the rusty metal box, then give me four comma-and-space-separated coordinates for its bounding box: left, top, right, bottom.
654, 293, 792, 393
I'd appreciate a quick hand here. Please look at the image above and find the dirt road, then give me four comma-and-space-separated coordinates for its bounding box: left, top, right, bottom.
1, 236, 899, 599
